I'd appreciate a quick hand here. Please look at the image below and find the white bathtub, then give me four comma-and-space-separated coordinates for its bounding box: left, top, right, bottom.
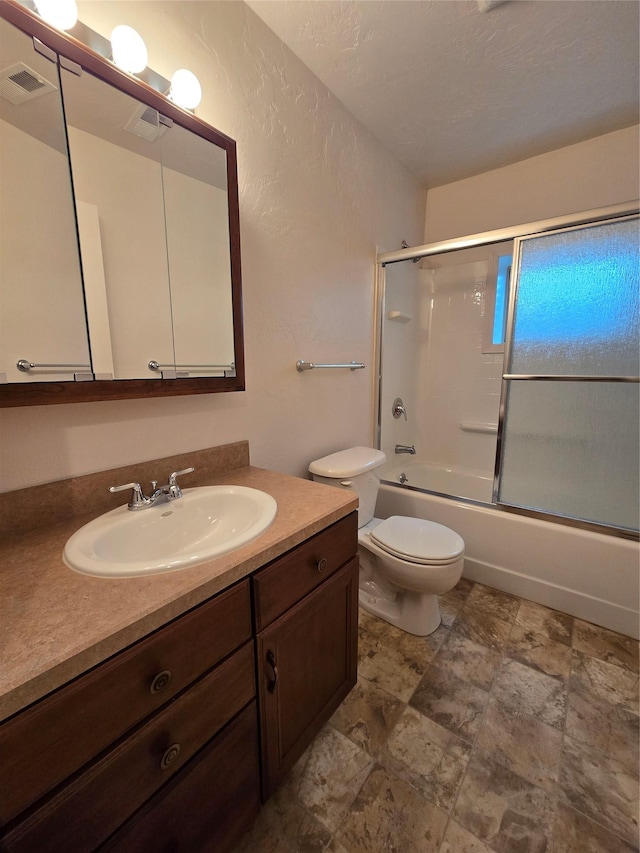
376, 474, 640, 640
382, 461, 494, 504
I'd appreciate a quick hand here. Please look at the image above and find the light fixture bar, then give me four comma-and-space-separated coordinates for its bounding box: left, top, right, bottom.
18, 3, 172, 95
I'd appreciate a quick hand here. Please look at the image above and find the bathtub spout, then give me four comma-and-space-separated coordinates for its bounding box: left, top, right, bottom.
395, 445, 416, 455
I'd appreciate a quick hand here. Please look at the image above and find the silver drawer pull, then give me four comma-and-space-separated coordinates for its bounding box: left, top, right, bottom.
149, 670, 172, 694
160, 743, 181, 770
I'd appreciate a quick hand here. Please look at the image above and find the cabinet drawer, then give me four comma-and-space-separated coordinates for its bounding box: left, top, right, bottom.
103, 702, 261, 853
253, 512, 357, 630
1, 641, 256, 853
0, 580, 251, 826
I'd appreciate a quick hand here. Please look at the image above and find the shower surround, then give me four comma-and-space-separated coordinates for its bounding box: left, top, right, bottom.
376, 205, 639, 639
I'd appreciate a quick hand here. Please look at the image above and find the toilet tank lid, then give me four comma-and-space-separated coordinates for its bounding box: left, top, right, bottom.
309, 446, 387, 478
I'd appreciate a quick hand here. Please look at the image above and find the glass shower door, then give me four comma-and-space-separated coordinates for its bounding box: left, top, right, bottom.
496, 215, 640, 533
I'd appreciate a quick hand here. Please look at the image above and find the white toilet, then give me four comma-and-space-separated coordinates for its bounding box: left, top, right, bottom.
309, 446, 465, 636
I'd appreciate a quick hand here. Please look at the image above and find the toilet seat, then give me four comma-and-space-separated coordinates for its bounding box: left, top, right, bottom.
369, 516, 464, 566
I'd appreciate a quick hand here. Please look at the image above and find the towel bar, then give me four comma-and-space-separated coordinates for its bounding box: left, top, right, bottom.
148, 360, 235, 376
296, 360, 365, 372
17, 359, 91, 374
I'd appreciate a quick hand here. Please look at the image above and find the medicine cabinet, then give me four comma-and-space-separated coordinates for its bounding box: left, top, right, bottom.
0, 1, 245, 406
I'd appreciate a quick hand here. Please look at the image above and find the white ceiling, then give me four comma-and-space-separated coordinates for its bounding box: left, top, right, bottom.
246, 0, 640, 188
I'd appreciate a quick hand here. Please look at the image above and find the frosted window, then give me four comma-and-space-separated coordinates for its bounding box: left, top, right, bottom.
491, 255, 512, 346
497, 381, 639, 532
509, 218, 640, 377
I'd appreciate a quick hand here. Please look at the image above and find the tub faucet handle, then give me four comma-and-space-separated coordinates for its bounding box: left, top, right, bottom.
392, 397, 407, 420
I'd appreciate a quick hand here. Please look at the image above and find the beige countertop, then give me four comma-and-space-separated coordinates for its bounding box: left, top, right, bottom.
0, 443, 357, 722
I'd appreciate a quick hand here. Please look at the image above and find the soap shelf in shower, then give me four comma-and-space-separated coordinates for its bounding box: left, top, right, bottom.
460, 421, 498, 434
296, 360, 365, 372
387, 310, 411, 323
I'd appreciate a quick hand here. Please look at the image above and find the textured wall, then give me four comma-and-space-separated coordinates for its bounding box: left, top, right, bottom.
424, 125, 639, 243
0, 1, 425, 491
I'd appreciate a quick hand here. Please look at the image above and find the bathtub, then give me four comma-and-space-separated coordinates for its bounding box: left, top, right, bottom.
376, 465, 640, 640
382, 461, 494, 504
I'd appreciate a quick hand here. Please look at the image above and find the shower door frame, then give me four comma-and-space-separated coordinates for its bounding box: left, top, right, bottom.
374, 199, 639, 540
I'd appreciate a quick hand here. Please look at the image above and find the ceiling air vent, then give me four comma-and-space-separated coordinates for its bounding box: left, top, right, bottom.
124, 103, 171, 142
0, 62, 58, 105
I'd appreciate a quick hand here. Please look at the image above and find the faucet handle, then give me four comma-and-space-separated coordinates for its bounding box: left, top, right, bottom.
109, 481, 148, 509
168, 467, 195, 487
166, 467, 195, 498
392, 397, 407, 421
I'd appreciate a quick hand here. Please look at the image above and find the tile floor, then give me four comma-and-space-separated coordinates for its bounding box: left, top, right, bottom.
234, 580, 640, 853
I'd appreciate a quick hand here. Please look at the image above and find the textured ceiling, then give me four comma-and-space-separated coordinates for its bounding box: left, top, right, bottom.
246, 0, 640, 188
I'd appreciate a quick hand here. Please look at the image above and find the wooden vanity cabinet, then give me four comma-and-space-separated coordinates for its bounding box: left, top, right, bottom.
0, 580, 252, 827
253, 512, 359, 798
0, 509, 359, 850
0, 579, 259, 853
101, 702, 260, 853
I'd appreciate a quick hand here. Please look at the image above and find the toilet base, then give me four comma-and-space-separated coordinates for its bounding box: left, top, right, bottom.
358, 586, 441, 636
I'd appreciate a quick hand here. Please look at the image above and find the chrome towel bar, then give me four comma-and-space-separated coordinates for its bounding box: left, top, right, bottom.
17, 359, 91, 373
148, 360, 235, 376
296, 360, 365, 372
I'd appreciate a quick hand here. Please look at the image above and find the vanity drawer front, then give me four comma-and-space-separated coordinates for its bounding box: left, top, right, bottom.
103, 702, 260, 853
0, 579, 251, 826
253, 512, 357, 630
1, 641, 256, 853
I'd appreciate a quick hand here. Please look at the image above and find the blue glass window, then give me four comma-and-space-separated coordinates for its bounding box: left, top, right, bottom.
491, 254, 512, 345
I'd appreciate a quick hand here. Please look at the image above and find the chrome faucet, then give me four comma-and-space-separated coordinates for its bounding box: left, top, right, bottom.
394, 444, 416, 455
110, 467, 195, 511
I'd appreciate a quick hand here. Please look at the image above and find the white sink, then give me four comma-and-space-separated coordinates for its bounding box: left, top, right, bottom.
64, 486, 278, 578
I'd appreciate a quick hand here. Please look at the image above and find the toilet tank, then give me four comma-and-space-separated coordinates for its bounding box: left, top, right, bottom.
309, 447, 386, 528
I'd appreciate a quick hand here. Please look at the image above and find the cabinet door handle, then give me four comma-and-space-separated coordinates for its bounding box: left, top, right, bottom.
266, 649, 278, 693
149, 669, 172, 694
316, 557, 328, 573
160, 743, 181, 770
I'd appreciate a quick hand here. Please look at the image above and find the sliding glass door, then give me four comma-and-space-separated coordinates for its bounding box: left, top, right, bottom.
496, 215, 639, 533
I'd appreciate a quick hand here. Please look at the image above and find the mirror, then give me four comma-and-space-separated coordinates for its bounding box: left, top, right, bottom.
0, 16, 92, 384
0, 3, 244, 405
61, 65, 236, 381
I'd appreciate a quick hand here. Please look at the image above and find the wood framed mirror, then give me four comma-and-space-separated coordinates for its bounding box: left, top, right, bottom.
0, 0, 245, 406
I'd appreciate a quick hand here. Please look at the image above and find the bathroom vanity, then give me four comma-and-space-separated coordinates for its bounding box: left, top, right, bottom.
0, 442, 358, 852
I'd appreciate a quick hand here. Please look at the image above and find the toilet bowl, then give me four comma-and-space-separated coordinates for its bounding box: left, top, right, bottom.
309, 446, 465, 636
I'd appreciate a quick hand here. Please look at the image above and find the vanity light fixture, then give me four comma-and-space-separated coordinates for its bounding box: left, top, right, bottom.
169, 68, 202, 110
110, 25, 148, 74
33, 0, 78, 31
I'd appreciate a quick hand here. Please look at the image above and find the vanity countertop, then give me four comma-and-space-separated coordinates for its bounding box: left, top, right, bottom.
0, 445, 357, 722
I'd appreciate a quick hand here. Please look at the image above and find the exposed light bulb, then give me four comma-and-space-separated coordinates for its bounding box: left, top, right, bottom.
169, 69, 202, 110
34, 0, 78, 31
110, 25, 148, 74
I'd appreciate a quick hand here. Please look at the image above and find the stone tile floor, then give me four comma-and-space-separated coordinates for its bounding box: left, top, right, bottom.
234, 580, 639, 852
